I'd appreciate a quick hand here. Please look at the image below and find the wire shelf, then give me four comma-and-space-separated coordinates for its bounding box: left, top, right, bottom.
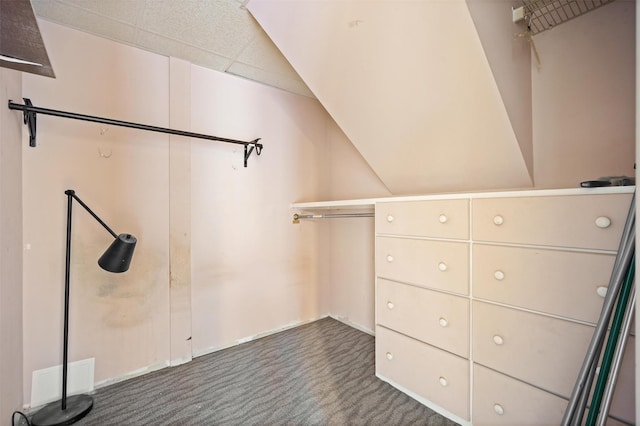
523, 0, 616, 34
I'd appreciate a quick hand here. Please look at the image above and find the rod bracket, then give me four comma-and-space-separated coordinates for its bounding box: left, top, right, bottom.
244, 138, 263, 167
22, 98, 37, 147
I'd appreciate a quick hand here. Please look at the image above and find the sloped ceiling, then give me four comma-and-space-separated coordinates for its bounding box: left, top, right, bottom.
248, 0, 533, 195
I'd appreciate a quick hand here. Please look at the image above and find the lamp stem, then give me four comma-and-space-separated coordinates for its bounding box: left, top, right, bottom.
65, 190, 118, 239
62, 191, 73, 411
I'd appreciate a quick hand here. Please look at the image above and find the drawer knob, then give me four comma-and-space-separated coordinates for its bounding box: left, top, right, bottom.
387, 301, 395, 310
596, 286, 608, 298
493, 335, 504, 345
386, 255, 394, 263
387, 215, 395, 223
595, 216, 611, 229
494, 270, 505, 281
493, 215, 504, 226
438, 376, 448, 387
386, 352, 393, 361
438, 317, 448, 327
439, 214, 448, 224
494, 404, 505, 415
438, 262, 448, 272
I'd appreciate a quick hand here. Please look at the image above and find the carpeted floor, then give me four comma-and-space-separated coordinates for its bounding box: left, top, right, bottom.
48, 317, 459, 425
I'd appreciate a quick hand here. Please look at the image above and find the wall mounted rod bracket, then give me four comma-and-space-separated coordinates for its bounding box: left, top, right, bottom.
244, 139, 262, 168
8, 98, 264, 167
22, 98, 37, 147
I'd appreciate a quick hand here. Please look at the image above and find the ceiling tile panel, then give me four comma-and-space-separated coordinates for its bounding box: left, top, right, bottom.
226, 62, 314, 97
236, 29, 299, 77
135, 29, 232, 72
139, 0, 257, 58
32, 0, 137, 44
56, 0, 145, 25
32, 0, 313, 98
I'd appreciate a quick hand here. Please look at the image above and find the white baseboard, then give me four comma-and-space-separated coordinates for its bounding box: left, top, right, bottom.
192, 315, 329, 358
328, 314, 375, 336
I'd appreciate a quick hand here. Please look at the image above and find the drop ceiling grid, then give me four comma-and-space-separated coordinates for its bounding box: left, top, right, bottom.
31, 0, 313, 97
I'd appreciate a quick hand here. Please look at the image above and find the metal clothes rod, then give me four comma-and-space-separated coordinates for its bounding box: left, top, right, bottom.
292, 212, 374, 223
8, 98, 263, 167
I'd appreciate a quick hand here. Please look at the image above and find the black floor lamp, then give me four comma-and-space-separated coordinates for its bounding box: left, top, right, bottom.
30, 189, 137, 426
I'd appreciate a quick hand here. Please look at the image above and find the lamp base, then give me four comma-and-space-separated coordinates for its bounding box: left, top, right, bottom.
30, 394, 93, 426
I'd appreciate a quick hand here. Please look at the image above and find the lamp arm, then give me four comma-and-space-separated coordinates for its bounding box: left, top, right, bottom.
65, 190, 118, 238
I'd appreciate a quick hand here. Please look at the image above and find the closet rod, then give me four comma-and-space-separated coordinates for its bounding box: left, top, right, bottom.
292, 212, 374, 223
8, 98, 263, 167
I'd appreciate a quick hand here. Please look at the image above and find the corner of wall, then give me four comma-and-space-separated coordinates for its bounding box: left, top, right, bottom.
0, 67, 24, 417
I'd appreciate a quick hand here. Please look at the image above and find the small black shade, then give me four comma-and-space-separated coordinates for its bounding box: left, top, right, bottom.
98, 233, 137, 273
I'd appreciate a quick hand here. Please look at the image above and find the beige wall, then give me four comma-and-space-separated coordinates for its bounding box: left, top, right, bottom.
22, 21, 172, 403
532, 1, 635, 188
189, 65, 333, 354
248, 0, 533, 195
466, 0, 533, 180
20, 19, 384, 406
0, 68, 24, 419
324, 119, 390, 332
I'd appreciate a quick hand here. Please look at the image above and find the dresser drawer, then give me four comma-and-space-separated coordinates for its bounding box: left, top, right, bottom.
376, 200, 469, 239
473, 364, 566, 425
376, 237, 469, 295
474, 346, 635, 426
472, 194, 631, 250
376, 326, 469, 420
377, 278, 469, 358
472, 301, 594, 398
473, 244, 615, 323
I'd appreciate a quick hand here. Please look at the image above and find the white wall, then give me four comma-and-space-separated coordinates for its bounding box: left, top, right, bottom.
532, 2, 635, 188
189, 66, 333, 354
0, 67, 23, 420
22, 21, 172, 403
19, 19, 386, 407
248, 0, 533, 195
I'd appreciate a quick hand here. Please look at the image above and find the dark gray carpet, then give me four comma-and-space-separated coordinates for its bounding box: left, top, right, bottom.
69, 317, 459, 425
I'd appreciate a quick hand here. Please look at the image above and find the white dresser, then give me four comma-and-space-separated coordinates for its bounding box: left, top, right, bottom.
373, 188, 635, 425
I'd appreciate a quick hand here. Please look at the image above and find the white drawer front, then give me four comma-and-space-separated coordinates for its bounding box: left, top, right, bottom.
473, 244, 615, 323
472, 301, 594, 398
473, 364, 566, 425
376, 236, 469, 295
472, 194, 631, 250
377, 278, 469, 358
376, 326, 470, 420
376, 199, 469, 239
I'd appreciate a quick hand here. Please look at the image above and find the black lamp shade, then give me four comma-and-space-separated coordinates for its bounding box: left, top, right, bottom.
98, 233, 137, 273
